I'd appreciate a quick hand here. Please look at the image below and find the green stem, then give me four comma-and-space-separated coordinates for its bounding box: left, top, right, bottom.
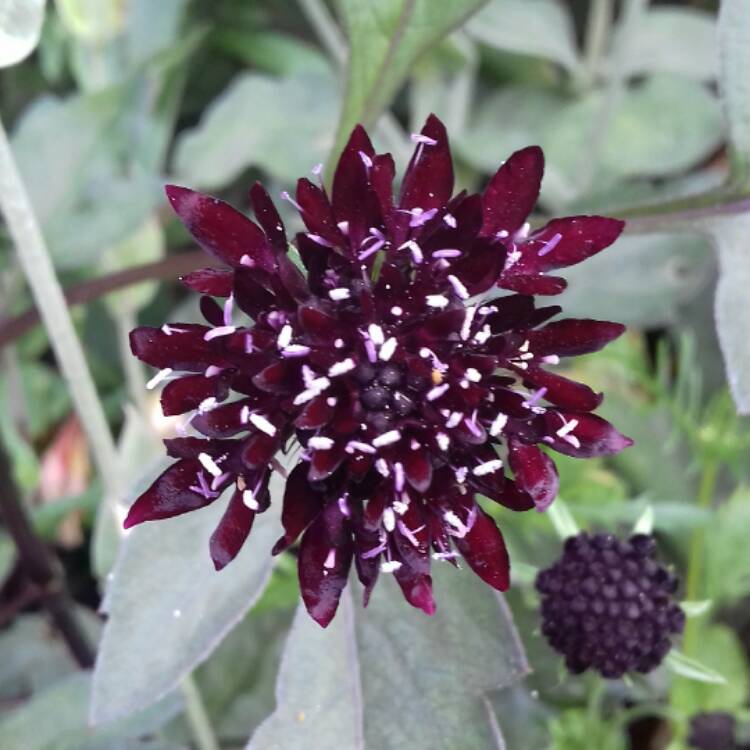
180, 676, 220, 750
586, 677, 606, 747
0, 117, 120, 506
682, 460, 719, 657
297, 0, 346, 66
582, 0, 614, 87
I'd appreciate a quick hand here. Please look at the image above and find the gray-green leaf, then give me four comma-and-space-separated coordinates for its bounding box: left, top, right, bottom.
249, 563, 528, 750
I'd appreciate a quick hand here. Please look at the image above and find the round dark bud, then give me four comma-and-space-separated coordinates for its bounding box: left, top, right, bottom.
392, 392, 415, 416
368, 411, 394, 432
406, 373, 428, 391
535, 532, 684, 679
354, 362, 377, 385
361, 386, 392, 410
688, 713, 737, 750
377, 364, 403, 387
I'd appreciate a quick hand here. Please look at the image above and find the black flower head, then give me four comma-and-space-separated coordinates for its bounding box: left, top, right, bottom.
127, 114, 632, 626
536, 532, 685, 678
688, 713, 738, 750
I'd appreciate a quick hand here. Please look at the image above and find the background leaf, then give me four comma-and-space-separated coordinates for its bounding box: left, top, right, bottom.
249, 563, 528, 749
0, 0, 46, 68
90, 471, 286, 724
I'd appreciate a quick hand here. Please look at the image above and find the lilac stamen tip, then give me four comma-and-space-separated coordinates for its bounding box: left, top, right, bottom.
538, 232, 563, 257
410, 133, 437, 146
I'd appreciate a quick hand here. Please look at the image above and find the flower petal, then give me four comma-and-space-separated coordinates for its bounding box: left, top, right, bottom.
454, 506, 510, 591
400, 114, 454, 212
298, 503, 353, 627
165, 185, 275, 271
123, 459, 215, 528
210, 488, 256, 570
521, 367, 603, 412
482, 145, 544, 237
308, 442, 346, 482
160, 374, 228, 417
296, 178, 344, 248
529, 319, 625, 357
498, 273, 568, 296
403, 447, 433, 492
544, 411, 633, 458
180, 267, 233, 296
508, 438, 559, 511
272, 462, 324, 554
249, 181, 287, 253
130, 324, 224, 371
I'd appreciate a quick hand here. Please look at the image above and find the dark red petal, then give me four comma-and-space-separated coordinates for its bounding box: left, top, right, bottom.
371, 153, 395, 220
298, 306, 344, 342
450, 237, 505, 295
233, 267, 278, 317
294, 395, 334, 430
400, 114, 454, 212
522, 367, 603, 412
276, 252, 311, 303
485, 295, 536, 333
296, 178, 344, 247
421, 308, 466, 339
529, 215, 625, 272
481, 146, 544, 237
529, 319, 625, 357
544, 412, 633, 458
308, 442, 346, 482
161, 375, 225, 417
394, 565, 436, 615
165, 185, 275, 272
403, 448, 433, 492
130, 325, 222, 371
484, 478, 536, 512
180, 267, 233, 296
272, 463, 324, 555
249, 181, 287, 253
298, 504, 353, 627
499, 274, 568, 296
508, 439, 558, 511
200, 295, 225, 327
241, 432, 278, 468
455, 507, 510, 591
192, 399, 255, 438
210, 488, 256, 570
163, 436, 239, 460
123, 459, 213, 528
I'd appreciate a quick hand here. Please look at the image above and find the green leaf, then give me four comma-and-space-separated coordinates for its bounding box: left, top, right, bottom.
0, 672, 182, 750
0, 0, 45, 68
710, 214, 750, 414
54, 0, 124, 42
90, 469, 287, 724
249, 564, 528, 749
173, 72, 338, 188
331, 0, 489, 163
705, 488, 750, 603
718, 0, 750, 188
546, 498, 580, 540
465, 0, 581, 73
681, 600, 712, 618
619, 8, 716, 82
667, 650, 728, 685
556, 232, 712, 328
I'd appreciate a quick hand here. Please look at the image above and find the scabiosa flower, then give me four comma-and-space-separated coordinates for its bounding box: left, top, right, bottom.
536, 533, 685, 678
126, 114, 631, 626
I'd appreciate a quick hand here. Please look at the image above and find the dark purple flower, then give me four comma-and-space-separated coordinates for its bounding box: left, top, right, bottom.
536, 533, 685, 678
688, 713, 738, 750
127, 114, 631, 626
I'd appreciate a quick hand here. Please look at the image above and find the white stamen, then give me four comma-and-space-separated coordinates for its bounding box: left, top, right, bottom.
443, 213, 457, 228
514, 222, 531, 242
240, 405, 251, 423
324, 548, 337, 569
204, 325, 236, 341
473, 459, 504, 476
436, 432, 450, 451
375, 458, 390, 477
455, 466, 468, 484
338, 495, 350, 516
399, 240, 424, 264
146, 368, 173, 390
394, 462, 405, 492
280, 191, 302, 211
359, 150, 373, 168
199, 396, 218, 413
433, 551, 460, 561
426, 383, 450, 401
240, 254, 255, 267
461, 306, 477, 341
243, 489, 259, 510
277, 324, 293, 349
282, 344, 311, 357
465, 367, 481, 382
390, 306, 403, 316
542, 354, 560, 365
556, 418, 579, 438
383, 507, 396, 532
379, 337, 398, 361
327, 396, 338, 407
337, 220, 349, 235
248, 414, 275, 436
346, 440, 376, 454
490, 412, 509, 436
538, 232, 563, 257
373, 430, 401, 447
426, 294, 449, 309
367, 324, 385, 346
446, 411, 463, 428
198, 452, 223, 478
335, 338, 345, 349
329, 287, 351, 301
432, 248, 462, 259
308, 436, 334, 450
447, 274, 469, 300
381, 560, 403, 573
328, 358, 356, 377
473, 324, 491, 345
397, 520, 422, 547
410, 133, 437, 146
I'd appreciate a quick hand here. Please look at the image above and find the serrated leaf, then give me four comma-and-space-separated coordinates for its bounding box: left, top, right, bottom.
619, 8, 716, 82
331, 0, 488, 161
718, 0, 750, 188
0, 0, 45, 68
249, 564, 528, 749
465, 0, 581, 73
709, 213, 750, 414
174, 72, 338, 189
0, 672, 181, 750
667, 650, 728, 685
90, 470, 286, 725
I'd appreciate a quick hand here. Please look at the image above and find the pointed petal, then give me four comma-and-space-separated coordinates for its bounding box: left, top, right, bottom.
393, 565, 436, 615
484, 478, 536, 512
508, 439, 559, 511
544, 411, 633, 458
294, 395, 334, 430
130, 324, 223, 371
272, 462, 324, 554
455, 507, 510, 591
482, 146, 544, 237
163, 436, 239, 460
296, 178, 344, 247
308, 442, 346, 481
529, 319, 625, 357
180, 267, 233, 296
521, 367, 603, 412
298, 504, 353, 627
249, 181, 287, 253
498, 273, 568, 296
210, 488, 256, 570
160, 374, 227, 417
241, 432, 278, 468
400, 114, 454, 212
165, 186, 275, 271
403, 448, 433, 492
123, 459, 214, 528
